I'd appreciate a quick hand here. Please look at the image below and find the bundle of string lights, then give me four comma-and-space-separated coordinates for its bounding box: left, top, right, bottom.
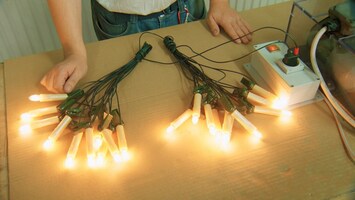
139, 26, 354, 160
136, 27, 297, 145
20, 42, 152, 168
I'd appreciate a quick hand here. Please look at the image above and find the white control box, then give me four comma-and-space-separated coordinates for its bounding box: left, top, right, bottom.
246, 41, 320, 106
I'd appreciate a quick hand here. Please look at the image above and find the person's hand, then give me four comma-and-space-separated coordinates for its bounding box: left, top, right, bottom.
40, 53, 88, 93
207, 1, 252, 44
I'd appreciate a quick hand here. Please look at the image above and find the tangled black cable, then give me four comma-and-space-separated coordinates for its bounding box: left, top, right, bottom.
163, 36, 250, 113
139, 26, 298, 65
58, 42, 152, 131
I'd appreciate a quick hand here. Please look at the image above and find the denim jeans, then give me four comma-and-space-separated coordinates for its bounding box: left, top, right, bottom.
91, 0, 206, 40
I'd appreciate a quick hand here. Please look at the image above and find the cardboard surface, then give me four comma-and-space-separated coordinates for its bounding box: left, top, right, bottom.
4, 2, 355, 200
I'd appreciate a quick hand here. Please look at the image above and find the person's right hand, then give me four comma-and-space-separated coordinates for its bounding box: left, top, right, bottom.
40, 53, 88, 93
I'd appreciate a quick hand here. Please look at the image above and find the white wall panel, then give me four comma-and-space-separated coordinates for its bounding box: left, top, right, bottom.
0, 0, 95, 62
0, 0, 289, 62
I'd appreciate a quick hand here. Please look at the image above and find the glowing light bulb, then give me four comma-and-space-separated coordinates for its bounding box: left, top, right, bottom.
19, 124, 32, 136
280, 110, 292, 122
113, 152, 122, 163
272, 95, 289, 109
254, 106, 292, 118
204, 104, 217, 135
219, 132, 231, 146
43, 115, 72, 150
191, 116, 199, 124
43, 139, 54, 151
247, 92, 272, 107
29, 94, 68, 102
231, 110, 262, 138
21, 106, 58, 122
29, 95, 40, 102
192, 93, 202, 124
252, 130, 263, 140
85, 128, 96, 167
96, 143, 108, 167
65, 131, 83, 169
121, 149, 130, 161
65, 157, 75, 169
215, 112, 234, 146
93, 134, 103, 150
30, 116, 60, 129
222, 111, 234, 135
20, 113, 33, 122
102, 129, 121, 163
166, 109, 192, 133
251, 84, 278, 102
116, 125, 128, 153
212, 109, 221, 130
87, 155, 96, 168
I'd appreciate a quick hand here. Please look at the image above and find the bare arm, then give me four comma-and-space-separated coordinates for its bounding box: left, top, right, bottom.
41, 0, 88, 93
207, 0, 252, 44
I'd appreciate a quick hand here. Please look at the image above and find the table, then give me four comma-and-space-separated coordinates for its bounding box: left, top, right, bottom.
1, 2, 354, 200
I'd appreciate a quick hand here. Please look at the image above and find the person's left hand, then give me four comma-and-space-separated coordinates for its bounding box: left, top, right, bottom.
207, 0, 252, 44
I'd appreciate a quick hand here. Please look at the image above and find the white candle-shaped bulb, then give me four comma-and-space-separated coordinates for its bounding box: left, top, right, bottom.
116, 125, 128, 151
212, 109, 221, 130
166, 109, 192, 133
220, 112, 234, 144
93, 133, 103, 150
30, 116, 60, 129
29, 94, 68, 102
21, 106, 58, 121
102, 129, 121, 163
231, 110, 262, 139
43, 115, 72, 150
222, 111, 234, 134
116, 125, 130, 160
20, 116, 59, 135
251, 85, 278, 102
254, 106, 292, 117
65, 131, 83, 168
85, 128, 96, 167
204, 104, 216, 135
247, 92, 272, 107
96, 141, 108, 167
192, 93, 202, 124
19, 124, 32, 136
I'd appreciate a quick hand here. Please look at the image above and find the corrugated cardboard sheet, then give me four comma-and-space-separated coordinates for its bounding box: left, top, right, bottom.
4, 2, 355, 200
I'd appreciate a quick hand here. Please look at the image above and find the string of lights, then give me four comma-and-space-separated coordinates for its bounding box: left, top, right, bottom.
21, 42, 152, 168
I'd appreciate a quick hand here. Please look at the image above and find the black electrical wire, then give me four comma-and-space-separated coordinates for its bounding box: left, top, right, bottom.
162, 36, 250, 113
59, 42, 153, 131
138, 26, 298, 65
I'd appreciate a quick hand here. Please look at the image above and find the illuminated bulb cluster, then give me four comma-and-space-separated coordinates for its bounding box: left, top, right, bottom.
20, 105, 60, 136
240, 77, 289, 110
83, 125, 130, 168
165, 79, 295, 149
20, 94, 131, 169
68, 115, 130, 168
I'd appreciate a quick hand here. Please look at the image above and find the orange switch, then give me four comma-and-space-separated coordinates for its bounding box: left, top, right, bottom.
266, 44, 279, 52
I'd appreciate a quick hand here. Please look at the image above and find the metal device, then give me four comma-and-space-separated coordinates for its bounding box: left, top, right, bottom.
307, 0, 355, 116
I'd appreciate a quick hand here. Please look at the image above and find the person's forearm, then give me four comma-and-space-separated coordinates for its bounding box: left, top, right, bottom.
47, 0, 86, 57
